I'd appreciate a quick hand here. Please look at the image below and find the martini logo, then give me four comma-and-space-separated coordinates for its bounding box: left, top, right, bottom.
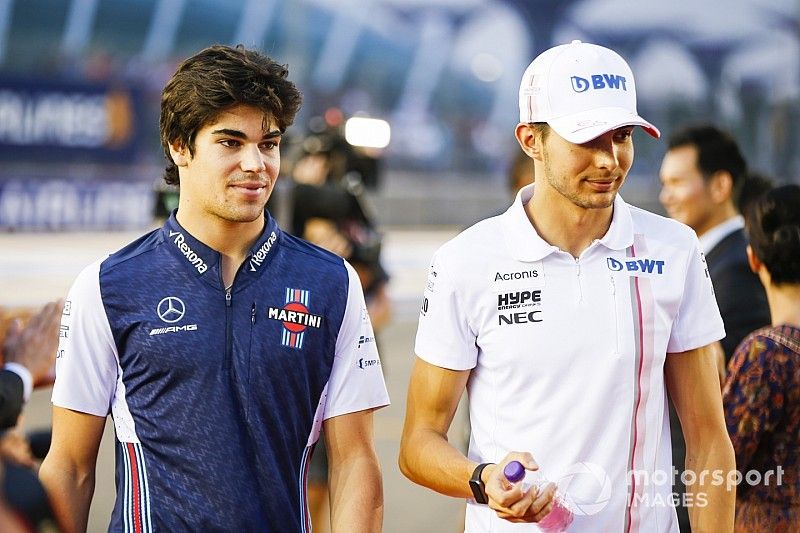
267, 288, 322, 349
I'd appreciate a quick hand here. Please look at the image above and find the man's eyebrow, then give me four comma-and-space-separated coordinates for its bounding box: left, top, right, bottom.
210, 129, 282, 140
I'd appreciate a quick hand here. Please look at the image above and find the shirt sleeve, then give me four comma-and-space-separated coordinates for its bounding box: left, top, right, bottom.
323, 261, 390, 420
667, 239, 726, 353
51, 258, 118, 417
414, 248, 478, 370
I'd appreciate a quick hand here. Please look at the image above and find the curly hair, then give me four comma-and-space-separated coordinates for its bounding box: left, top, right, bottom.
746, 184, 800, 284
159, 45, 303, 186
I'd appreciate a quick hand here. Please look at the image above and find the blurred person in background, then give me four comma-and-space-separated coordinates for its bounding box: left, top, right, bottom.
659, 125, 772, 531
39, 45, 388, 532
400, 40, 735, 532
0, 301, 62, 532
286, 128, 392, 533
722, 184, 800, 531
1, 302, 61, 431
737, 171, 775, 223
659, 124, 771, 363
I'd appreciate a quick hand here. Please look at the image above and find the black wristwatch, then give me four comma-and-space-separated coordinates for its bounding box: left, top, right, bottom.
469, 462, 493, 504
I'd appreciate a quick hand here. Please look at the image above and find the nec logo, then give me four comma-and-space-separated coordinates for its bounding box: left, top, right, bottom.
571, 74, 628, 93
499, 311, 542, 325
607, 257, 665, 275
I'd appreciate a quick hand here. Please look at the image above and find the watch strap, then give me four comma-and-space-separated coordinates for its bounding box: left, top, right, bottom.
469, 462, 493, 504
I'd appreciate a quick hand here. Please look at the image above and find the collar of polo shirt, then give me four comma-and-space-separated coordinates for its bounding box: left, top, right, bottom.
501, 184, 634, 261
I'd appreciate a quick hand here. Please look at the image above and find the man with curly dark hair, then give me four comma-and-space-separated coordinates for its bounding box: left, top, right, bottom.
40, 45, 389, 532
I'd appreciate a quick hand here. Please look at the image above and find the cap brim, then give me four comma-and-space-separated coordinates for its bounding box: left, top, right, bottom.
547, 107, 660, 144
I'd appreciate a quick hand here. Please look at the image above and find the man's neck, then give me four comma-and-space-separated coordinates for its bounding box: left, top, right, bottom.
694, 204, 739, 238
527, 188, 614, 258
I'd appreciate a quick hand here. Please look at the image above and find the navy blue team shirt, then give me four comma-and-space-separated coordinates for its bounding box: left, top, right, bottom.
52, 211, 389, 532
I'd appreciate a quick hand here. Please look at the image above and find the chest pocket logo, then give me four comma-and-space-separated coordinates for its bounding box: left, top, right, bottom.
157, 296, 185, 323
267, 288, 323, 349
607, 257, 665, 276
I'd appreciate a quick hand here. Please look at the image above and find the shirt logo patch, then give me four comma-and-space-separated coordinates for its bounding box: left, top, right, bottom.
169, 231, 208, 274
151, 296, 198, 336
249, 231, 277, 272
157, 296, 185, 323
494, 269, 539, 282
607, 257, 665, 275
267, 288, 323, 349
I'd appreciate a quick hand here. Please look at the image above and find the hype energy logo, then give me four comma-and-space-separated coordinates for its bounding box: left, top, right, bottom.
571, 74, 628, 93
267, 288, 322, 349
607, 257, 665, 275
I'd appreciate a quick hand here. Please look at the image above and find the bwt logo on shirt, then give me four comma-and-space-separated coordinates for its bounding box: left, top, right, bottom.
607, 257, 665, 275
571, 74, 628, 93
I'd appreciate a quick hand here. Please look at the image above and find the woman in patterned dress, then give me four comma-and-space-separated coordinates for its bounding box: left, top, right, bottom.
722, 184, 800, 532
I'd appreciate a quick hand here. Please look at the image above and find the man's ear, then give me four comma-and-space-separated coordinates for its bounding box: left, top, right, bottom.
708, 170, 733, 204
168, 139, 190, 167
746, 244, 761, 274
515, 123, 543, 162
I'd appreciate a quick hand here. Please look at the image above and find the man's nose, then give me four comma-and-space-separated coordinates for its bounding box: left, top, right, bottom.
241, 144, 266, 172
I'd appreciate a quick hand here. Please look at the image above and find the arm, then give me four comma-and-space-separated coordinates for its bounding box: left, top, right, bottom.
398, 357, 553, 523
398, 357, 473, 498
38, 406, 106, 533
666, 343, 736, 533
325, 408, 383, 533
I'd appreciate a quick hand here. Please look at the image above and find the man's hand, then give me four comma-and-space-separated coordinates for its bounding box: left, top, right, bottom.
3, 300, 63, 386
484, 452, 556, 524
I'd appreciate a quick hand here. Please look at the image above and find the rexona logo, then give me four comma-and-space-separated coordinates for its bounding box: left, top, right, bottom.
571, 74, 628, 93
249, 231, 277, 271
607, 257, 665, 275
495, 270, 538, 282
169, 231, 208, 274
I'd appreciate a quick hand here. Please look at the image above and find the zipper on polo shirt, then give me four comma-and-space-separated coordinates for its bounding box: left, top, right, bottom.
224, 288, 232, 371
574, 257, 583, 302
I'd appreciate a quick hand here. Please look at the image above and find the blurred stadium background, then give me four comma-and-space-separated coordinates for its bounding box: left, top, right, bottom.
1, 0, 798, 531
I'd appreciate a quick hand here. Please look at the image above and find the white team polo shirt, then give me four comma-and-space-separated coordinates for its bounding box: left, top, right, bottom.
415, 185, 724, 533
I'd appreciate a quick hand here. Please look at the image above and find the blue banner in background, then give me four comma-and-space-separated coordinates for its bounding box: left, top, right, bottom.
0, 179, 155, 230
0, 76, 141, 162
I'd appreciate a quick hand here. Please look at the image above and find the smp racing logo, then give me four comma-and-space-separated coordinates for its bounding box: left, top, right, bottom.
267, 288, 323, 349
607, 257, 665, 275
571, 73, 628, 93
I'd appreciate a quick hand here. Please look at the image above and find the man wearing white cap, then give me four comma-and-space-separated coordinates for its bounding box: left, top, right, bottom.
399, 41, 735, 532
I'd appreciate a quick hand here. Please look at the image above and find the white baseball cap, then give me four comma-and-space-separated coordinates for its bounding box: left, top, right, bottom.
518, 40, 660, 144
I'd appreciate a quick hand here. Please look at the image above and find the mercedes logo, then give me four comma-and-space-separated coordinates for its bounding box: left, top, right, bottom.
157, 296, 185, 323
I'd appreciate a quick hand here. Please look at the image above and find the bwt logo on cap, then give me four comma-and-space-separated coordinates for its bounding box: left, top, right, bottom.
571, 74, 628, 93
